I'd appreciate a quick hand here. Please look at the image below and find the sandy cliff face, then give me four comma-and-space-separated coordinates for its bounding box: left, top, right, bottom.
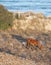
12, 12, 51, 34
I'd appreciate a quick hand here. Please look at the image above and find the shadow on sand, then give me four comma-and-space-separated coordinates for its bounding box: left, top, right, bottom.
11, 34, 27, 43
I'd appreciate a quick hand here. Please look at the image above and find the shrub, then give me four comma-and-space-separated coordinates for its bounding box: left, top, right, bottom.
0, 5, 13, 30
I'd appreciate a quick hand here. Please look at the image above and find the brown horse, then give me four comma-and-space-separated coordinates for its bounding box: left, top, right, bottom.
26, 38, 44, 50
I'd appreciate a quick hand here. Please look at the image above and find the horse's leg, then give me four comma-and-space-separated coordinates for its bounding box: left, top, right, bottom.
26, 41, 30, 49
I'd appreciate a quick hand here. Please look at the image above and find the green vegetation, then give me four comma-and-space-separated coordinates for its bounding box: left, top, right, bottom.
0, 5, 13, 30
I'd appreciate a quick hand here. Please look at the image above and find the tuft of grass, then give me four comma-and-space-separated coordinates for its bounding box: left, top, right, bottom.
15, 13, 25, 20
15, 13, 19, 19
0, 5, 13, 30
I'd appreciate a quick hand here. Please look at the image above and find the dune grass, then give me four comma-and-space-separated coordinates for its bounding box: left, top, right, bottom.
0, 5, 13, 30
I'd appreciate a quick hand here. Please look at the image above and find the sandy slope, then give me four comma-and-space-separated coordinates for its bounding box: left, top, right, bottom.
0, 30, 51, 65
